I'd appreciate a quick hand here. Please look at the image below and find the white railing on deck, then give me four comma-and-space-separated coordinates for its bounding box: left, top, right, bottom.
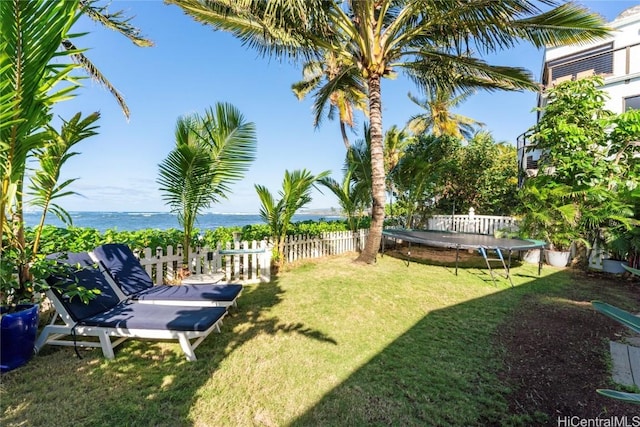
427, 208, 518, 236
136, 239, 271, 285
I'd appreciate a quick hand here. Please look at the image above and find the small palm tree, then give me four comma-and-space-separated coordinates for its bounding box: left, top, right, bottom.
256, 169, 330, 266
383, 125, 413, 217
407, 88, 484, 139
318, 168, 366, 233
158, 104, 257, 264
346, 129, 373, 217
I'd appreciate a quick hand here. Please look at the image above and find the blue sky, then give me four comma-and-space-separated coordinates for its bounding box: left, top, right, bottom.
49, 1, 639, 214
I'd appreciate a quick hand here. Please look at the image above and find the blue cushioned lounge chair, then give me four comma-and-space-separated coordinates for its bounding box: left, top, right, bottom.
35, 252, 227, 361
91, 244, 242, 308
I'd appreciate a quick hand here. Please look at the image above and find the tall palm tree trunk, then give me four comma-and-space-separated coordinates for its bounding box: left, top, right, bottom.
357, 75, 385, 264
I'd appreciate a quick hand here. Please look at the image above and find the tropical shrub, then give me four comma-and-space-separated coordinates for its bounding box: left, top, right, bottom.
518, 77, 639, 261
391, 132, 518, 227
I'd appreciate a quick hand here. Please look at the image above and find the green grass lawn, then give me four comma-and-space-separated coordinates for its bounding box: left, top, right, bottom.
0, 253, 591, 426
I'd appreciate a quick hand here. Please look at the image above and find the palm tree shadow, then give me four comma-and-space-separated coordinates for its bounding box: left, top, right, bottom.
219, 279, 338, 354
7, 276, 336, 426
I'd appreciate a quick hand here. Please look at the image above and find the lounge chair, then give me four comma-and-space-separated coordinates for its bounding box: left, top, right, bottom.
90, 243, 242, 308
35, 252, 227, 361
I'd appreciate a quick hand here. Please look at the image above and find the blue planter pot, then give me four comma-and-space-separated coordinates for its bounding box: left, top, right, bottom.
1, 304, 39, 373
602, 259, 629, 274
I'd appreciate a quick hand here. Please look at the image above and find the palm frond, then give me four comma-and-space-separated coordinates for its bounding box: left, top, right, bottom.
61, 39, 130, 119
512, 3, 611, 48
80, 0, 153, 47
198, 103, 257, 201
28, 111, 100, 253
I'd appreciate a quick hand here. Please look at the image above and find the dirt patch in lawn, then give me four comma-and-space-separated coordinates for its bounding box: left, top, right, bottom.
494, 270, 640, 425
384, 244, 640, 424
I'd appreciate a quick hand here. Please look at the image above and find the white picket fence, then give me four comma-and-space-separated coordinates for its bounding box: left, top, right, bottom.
135, 214, 523, 285
427, 208, 518, 236
281, 229, 369, 263
135, 230, 370, 284
136, 239, 271, 285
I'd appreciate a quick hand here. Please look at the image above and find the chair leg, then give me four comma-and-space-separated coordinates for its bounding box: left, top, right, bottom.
178, 334, 197, 361
97, 330, 115, 359
34, 326, 53, 354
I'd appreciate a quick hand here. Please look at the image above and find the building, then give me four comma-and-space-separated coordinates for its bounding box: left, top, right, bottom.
517, 5, 640, 183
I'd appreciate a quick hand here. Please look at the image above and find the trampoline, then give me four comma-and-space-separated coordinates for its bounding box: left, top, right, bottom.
381, 229, 547, 286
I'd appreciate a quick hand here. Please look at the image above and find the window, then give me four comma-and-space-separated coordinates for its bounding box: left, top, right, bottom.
526, 156, 539, 170
624, 95, 640, 111
546, 43, 614, 83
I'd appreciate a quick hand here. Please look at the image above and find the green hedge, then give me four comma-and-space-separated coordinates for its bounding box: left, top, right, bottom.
28, 217, 373, 253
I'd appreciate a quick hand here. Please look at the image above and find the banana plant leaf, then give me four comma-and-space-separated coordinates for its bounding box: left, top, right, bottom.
596, 389, 640, 405
592, 301, 640, 405
591, 301, 640, 334
623, 264, 640, 276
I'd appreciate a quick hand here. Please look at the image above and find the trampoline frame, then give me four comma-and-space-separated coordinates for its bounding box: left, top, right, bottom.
381, 229, 546, 286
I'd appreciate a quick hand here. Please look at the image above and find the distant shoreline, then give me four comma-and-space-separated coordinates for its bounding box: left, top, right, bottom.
23, 211, 345, 233
24, 209, 343, 216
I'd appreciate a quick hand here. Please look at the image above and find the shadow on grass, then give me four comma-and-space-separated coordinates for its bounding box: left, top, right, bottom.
288, 274, 543, 426
289, 267, 638, 426
383, 244, 533, 288
0, 277, 335, 426
2, 258, 636, 426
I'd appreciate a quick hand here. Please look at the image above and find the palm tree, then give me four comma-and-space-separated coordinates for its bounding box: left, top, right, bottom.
406, 88, 484, 139
318, 168, 367, 233
1, 0, 151, 304
383, 125, 413, 219
158, 104, 257, 264
292, 52, 367, 149
256, 169, 330, 266
168, 0, 610, 264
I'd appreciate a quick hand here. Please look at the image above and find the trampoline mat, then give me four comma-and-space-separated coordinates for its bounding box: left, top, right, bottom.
382, 229, 546, 251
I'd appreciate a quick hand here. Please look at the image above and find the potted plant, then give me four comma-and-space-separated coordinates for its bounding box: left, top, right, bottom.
544, 229, 576, 267
600, 226, 633, 274
517, 183, 580, 267
0, 248, 49, 372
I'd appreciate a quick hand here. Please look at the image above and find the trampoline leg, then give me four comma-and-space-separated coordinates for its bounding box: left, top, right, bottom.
479, 247, 497, 286
538, 247, 544, 276
455, 246, 459, 276
479, 247, 513, 287
496, 248, 514, 288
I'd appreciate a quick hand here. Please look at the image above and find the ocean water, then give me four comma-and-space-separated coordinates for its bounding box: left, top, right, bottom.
23, 211, 341, 233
